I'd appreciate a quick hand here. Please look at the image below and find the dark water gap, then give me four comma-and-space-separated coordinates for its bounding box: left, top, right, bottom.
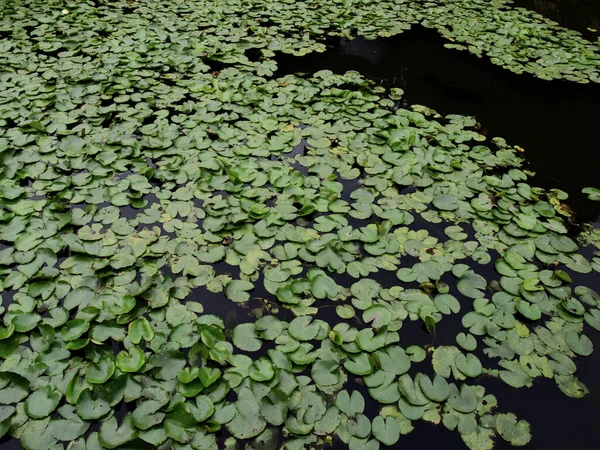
276, 25, 600, 224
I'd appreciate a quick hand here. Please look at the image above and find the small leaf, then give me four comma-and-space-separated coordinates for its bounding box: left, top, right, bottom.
448, 384, 477, 413
372, 415, 400, 446
457, 271, 487, 299
454, 353, 483, 378
336, 390, 365, 416
565, 331, 593, 356
99, 414, 138, 449
496, 413, 531, 446
25, 386, 62, 419
116, 346, 146, 372
433, 194, 459, 211
418, 373, 450, 402
456, 333, 477, 351
225, 280, 254, 303
76, 389, 110, 420
128, 318, 154, 344
232, 323, 262, 352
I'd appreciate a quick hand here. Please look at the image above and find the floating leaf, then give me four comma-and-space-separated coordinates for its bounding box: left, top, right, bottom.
456, 333, 477, 351
76, 389, 110, 420
225, 280, 254, 303
231, 324, 261, 354
496, 413, 532, 446
227, 388, 266, 439
565, 331, 593, 356
116, 347, 146, 373
336, 390, 365, 416
372, 415, 400, 446
448, 384, 477, 413
418, 374, 451, 402
433, 194, 459, 211
99, 414, 138, 449
25, 386, 62, 419
457, 271, 487, 299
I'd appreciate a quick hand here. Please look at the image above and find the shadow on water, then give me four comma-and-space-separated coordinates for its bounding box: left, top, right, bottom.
276, 25, 600, 223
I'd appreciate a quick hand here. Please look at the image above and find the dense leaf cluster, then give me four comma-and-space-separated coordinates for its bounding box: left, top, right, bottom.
1, 1, 599, 450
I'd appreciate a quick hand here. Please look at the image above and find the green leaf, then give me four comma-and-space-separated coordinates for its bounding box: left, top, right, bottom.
448, 384, 477, 413
76, 389, 111, 420
372, 415, 400, 446
348, 413, 371, 438
434, 293, 461, 315
565, 331, 593, 356
314, 407, 342, 436
86, 357, 115, 384
308, 269, 339, 299
131, 400, 166, 430
496, 413, 531, 446
336, 390, 365, 416
433, 194, 459, 211
289, 316, 321, 341
227, 388, 266, 439
585, 309, 600, 331
62, 319, 90, 342
232, 323, 262, 352
116, 346, 146, 372
376, 346, 411, 375
193, 396, 215, 422
337, 304, 356, 319
348, 437, 380, 450
454, 353, 483, 378
456, 333, 477, 351
249, 357, 275, 382
99, 414, 138, 449
197, 245, 226, 263
14, 233, 44, 252
461, 426, 495, 450
432, 345, 461, 379
344, 352, 374, 376
418, 373, 450, 402
164, 403, 197, 443
225, 280, 254, 303
516, 300, 541, 320
25, 386, 62, 419
0, 374, 29, 404
582, 187, 600, 201
128, 318, 154, 344
556, 375, 589, 398
20, 418, 58, 450
48, 409, 90, 441
457, 271, 487, 299
398, 374, 429, 406
356, 328, 386, 352
260, 389, 289, 426
60, 135, 86, 156
199, 367, 221, 387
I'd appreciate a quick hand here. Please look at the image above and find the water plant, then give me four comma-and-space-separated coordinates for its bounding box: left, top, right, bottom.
1, 1, 599, 450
